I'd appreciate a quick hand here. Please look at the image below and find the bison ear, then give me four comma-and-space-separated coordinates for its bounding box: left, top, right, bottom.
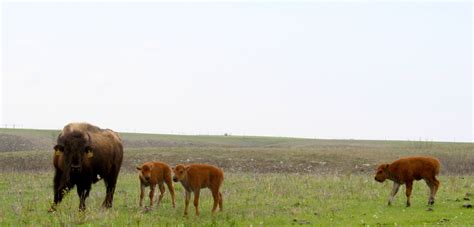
54, 145, 63, 152
184, 165, 191, 171
136, 166, 142, 171
85, 146, 93, 158
383, 164, 390, 170
54, 145, 63, 156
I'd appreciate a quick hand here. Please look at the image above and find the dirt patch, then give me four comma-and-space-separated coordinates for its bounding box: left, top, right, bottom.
0, 129, 472, 175
0, 134, 50, 152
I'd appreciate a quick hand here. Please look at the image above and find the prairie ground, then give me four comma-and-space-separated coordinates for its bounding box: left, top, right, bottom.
0, 172, 472, 225
0, 128, 472, 225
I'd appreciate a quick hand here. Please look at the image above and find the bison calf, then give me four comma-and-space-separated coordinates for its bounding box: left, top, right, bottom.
172, 164, 224, 216
374, 156, 441, 207
137, 161, 176, 208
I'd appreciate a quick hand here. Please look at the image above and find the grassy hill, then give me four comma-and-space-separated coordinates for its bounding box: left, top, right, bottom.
0, 128, 472, 174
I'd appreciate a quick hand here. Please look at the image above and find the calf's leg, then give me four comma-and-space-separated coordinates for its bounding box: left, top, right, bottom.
139, 184, 145, 207
218, 192, 223, 211
427, 176, 440, 205
388, 182, 400, 206
405, 181, 413, 207
184, 190, 191, 216
193, 189, 201, 216
148, 184, 156, 207
211, 188, 220, 214
165, 174, 176, 208
156, 183, 165, 207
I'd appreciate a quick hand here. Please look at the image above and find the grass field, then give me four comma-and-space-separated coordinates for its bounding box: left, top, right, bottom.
0, 173, 472, 225
0, 128, 473, 225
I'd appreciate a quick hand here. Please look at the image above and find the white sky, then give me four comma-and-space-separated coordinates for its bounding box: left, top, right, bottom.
2, 1, 473, 142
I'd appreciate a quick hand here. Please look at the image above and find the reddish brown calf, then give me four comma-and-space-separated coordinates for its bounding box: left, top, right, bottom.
172, 164, 224, 216
375, 156, 441, 207
137, 161, 176, 208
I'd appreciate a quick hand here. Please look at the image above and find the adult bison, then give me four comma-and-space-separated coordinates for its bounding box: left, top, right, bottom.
49, 123, 123, 211
374, 156, 441, 207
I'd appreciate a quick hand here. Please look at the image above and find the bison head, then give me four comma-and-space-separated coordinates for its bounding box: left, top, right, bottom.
374, 163, 389, 182
136, 164, 153, 182
172, 164, 189, 182
54, 131, 93, 175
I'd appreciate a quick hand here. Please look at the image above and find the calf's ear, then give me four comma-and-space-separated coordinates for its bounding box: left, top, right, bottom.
383, 164, 389, 170
184, 166, 191, 171
136, 166, 142, 171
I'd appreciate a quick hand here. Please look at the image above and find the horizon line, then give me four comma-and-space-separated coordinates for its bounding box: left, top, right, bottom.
0, 126, 472, 144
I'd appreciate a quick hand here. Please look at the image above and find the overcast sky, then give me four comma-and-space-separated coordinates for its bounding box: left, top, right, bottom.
2, 1, 473, 142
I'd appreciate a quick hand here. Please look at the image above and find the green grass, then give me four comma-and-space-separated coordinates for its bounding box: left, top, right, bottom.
0, 172, 472, 225
0, 128, 473, 225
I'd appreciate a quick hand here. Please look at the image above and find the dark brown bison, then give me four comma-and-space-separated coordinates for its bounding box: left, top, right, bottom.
374, 156, 441, 207
49, 123, 123, 211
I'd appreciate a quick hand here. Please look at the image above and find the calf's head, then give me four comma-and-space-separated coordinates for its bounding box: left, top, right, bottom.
172, 164, 189, 182
374, 164, 389, 182
54, 131, 92, 174
137, 164, 152, 181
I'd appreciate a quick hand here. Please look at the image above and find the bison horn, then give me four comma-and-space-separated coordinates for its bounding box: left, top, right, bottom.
86, 132, 92, 146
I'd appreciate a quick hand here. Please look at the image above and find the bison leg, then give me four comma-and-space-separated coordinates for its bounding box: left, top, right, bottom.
139, 183, 145, 207
211, 188, 220, 215
184, 190, 191, 216
432, 177, 440, 203
426, 177, 440, 205
148, 184, 156, 207
165, 174, 176, 208
49, 170, 72, 212
218, 192, 223, 211
388, 182, 400, 206
102, 172, 119, 208
193, 188, 200, 216
77, 183, 91, 211
405, 181, 413, 207
156, 183, 165, 207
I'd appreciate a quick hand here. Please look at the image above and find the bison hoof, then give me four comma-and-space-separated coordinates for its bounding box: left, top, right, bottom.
406, 203, 411, 207
387, 202, 392, 206
428, 200, 435, 205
